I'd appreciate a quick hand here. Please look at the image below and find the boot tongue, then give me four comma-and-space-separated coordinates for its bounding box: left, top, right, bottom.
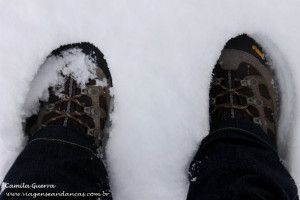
63, 77, 74, 126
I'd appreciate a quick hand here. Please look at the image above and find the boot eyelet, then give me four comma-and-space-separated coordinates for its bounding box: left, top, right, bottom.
84, 107, 100, 117
84, 107, 91, 114
254, 98, 263, 106
253, 118, 267, 127
253, 118, 260, 124
87, 129, 94, 136
249, 78, 258, 86
247, 97, 254, 104
261, 119, 267, 127
91, 108, 100, 117
88, 88, 99, 96
241, 80, 247, 87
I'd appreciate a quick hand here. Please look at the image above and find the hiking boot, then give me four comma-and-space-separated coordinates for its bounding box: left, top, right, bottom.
25, 42, 112, 146
209, 34, 278, 143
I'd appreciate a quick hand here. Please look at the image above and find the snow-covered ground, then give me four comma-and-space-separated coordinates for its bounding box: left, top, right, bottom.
1, 0, 300, 199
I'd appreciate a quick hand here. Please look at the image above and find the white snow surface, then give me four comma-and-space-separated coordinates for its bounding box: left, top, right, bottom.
0, 0, 300, 199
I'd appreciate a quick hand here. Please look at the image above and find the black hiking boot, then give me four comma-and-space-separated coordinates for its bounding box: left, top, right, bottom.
209, 34, 278, 143
25, 42, 112, 147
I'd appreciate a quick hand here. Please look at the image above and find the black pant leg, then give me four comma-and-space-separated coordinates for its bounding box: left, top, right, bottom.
0, 126, 112, 200
187, 119, 298, 200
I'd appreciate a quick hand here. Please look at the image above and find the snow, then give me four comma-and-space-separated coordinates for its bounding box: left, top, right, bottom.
23, 48, 107, 117
0, 0, 300, 199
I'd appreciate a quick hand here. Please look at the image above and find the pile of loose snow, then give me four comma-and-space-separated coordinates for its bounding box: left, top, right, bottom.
23, 48, 107, 117
0, 1, 300, 200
